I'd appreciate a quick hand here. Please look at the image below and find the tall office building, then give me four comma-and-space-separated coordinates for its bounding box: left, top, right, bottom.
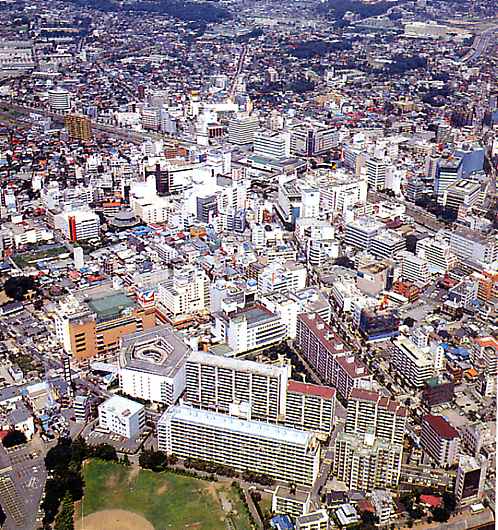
416, 235, 457, 274
366, 157, 389, 190
158, 405, 320, 486
444, 180, 481, 213
157, 266, 210, 319
455, 454, 488, 507
369, 231, 406, 259
64, 113, 92, 141
434, 157, 463, 202
48, 87, 71, 111
212, 304, 287, 355
185, 351, 290, 422
253, 131, 290, 160
228, 115, 259, 145
399, 251, 430, 284
290, 123, 339, 157
54, 208, 100, 242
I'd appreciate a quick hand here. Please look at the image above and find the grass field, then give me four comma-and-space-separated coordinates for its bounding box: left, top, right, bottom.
79, 459, 254, 530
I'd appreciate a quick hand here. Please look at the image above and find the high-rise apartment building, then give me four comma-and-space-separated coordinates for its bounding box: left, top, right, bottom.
391, 336, 436, 388
184, 351, 290, 422
421, 414, 460, 468
285, 381, 335, 434
158, 405, 320, 486
345, 388, 407, 445
64, 113, 92, 141
333, 389, 406, 491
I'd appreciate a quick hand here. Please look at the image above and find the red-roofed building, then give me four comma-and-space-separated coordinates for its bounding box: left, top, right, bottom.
421, 415, 460, 468
346, 388, 407, 445
286, 380, 336, 433
295, 312, 351, 387
420, 495, 443, 508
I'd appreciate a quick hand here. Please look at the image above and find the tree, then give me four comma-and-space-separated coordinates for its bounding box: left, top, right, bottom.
139, 450, 168, 472
360, 510, 379, 528
92, 443, 117, 462
432, 507, 450, 522
54, 491, 74, 530
121, 454, 131, 466
442, 491, 456, 513
3, 275, 36, 301
2, 429, 27, 448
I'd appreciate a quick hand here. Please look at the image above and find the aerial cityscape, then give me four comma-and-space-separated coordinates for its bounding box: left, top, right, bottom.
0, 0, 495, 528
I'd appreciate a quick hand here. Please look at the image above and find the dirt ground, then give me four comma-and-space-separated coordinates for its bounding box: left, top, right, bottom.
75, 509, 155, 530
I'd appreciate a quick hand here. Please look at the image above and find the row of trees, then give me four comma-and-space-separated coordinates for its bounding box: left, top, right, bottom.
138, 449, 274, 486
317, 0, 395, 20
68, 0, 231, 23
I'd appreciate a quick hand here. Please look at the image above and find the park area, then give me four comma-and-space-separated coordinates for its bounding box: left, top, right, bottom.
76, 459, 255, 530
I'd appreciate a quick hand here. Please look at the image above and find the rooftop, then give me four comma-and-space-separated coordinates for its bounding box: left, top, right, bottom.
87, 292, 135, 321
160, 405, 317, 448
423, 414, 459, 440
120, 325, 190, 378
188, 350, 289, 379
287, 380, 335, 400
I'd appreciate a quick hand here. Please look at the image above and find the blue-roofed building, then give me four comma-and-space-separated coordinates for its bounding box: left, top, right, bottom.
270, 515, 294, 530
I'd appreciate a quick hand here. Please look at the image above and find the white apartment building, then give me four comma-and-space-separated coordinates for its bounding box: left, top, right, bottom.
345, 388, 407, 445
98, 395, 145, 439
253, 131, 290, 160
212, 304, 287, 355
258, 260, 307, 295
119, 325, 191, 405
157, 266, 210, 318
421, 414, 460, 468
391, 336, 435, 388
334, 432, 403, 491
184, 351, 290, 422
344, 216, 383, 250
285, 380, 335, 434
369, 230, 406, 259
158, 405, 320, 486
399, 251, 430, 284
416, 235, 457, 274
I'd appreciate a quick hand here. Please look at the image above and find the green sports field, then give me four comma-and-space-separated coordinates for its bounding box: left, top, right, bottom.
79, 459, 254, 530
